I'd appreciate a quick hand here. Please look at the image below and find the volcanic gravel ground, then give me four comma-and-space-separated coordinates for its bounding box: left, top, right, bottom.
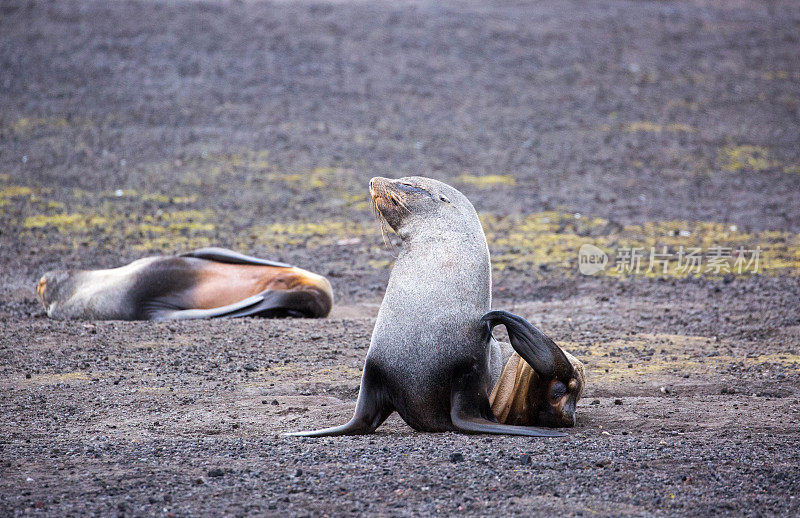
1, 0, 800, 516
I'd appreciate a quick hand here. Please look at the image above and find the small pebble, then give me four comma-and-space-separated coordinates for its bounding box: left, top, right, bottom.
449, 452, 464, 463
614, 399, 623, 405
207, 468, 224, 478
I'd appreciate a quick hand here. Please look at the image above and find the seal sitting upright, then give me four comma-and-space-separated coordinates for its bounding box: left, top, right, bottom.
288, 177, 584, 437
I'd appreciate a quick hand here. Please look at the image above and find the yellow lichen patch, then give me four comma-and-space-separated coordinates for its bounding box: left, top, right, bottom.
570, 334, 800, 382
126, 211, 216, 249
8, 116, 69, 135
478, 210, 798, 278
623, 121, 696, 133
0, 186, 34, 198
783, 164, 800, 175
203, 150, 271, 170
73, 188, 198, 205
24, 213, 109, 231
278, 167, 348, 189
367, 259, 394, 270
607, 220, 798, 277
761, 70, 792, 81
138, 192, 197, 204
342, 193, 372, 211
280, 173, 324, 189
481, 211, 609, 271
20, 204, 217, 253
263, 222, 353, 236
458, 174, 516, 187
718, 145, 779, 172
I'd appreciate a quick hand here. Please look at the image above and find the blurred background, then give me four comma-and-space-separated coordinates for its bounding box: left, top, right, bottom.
1, 0, 798, 311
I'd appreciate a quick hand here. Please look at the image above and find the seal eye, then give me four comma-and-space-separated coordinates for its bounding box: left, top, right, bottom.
439, 195, 451, 204
550, 381, 567, 402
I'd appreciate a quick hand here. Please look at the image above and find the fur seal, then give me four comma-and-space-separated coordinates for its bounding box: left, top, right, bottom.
288, 177, 583, 437
489, 348, 585, 427
36, 247, 333, 320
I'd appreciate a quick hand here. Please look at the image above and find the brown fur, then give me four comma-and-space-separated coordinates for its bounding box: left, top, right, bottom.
490, 351, 586, 426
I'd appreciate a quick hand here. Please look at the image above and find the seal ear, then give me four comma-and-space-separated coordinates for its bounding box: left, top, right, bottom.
481, 310, 572, 380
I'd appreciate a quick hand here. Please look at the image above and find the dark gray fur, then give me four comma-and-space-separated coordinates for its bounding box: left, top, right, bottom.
287, 177, 571, 438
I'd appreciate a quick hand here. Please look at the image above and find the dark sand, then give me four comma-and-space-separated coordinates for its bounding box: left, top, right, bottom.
1, 0, 799, 515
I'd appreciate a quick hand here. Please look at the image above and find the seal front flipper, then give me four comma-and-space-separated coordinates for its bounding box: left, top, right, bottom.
449, 368, 567, 438
285, 362, 393, 437
179, 247, 292, 268
150, 293, 266, 321
151, 290, 323, 320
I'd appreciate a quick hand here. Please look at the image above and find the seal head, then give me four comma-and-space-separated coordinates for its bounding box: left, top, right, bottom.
37, 270, 80, 318
369, 176, 482, 242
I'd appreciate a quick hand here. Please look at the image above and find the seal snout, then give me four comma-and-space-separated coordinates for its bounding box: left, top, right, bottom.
36, 274, 52, 313
37, 276, 47, 298
368, 176, 392, 200
369, 176, 406, 217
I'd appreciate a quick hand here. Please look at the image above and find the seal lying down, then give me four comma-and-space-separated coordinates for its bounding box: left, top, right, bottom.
288, 176, 584, 438
36, 247, 333, 320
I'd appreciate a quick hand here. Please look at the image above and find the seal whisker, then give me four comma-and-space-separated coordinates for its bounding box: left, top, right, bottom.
389, 191, 410, 214
370, 192, 396, 250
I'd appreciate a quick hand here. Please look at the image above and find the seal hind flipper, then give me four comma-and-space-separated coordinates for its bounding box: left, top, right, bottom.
450, 413, 567, 437
285, 363, 393, 437
481, 310, 572, 379
150, 293, 266, 320
152, 289, 326, 320
450, 368, 567, 438
180, 247, 292, 268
